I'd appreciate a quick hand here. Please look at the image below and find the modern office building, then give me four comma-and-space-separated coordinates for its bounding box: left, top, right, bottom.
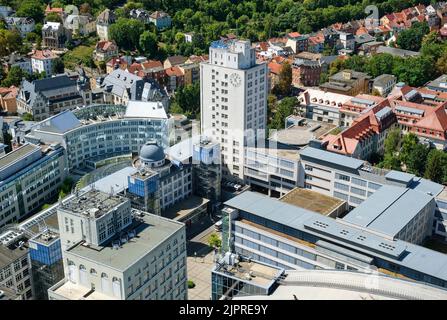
0, 234, 33, 300
200, 39, 268, 180
48, 189, 187, 300
221, 190, 447, 289
244, 146, 300, 198
128, 141, 193, 213
28, 229, 64, 300
0, 143, 67, 228
24, 103, 173, 170
299, 146, 444, 207
192, 138, 222, 204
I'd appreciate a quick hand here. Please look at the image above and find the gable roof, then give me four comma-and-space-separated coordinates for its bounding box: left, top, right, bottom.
413, 104, 447, 134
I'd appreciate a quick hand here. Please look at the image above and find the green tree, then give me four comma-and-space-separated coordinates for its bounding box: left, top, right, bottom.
208, 233, 221, 248
384, 128, 401, 155
424, 149, 447, 184
45, 12, 62, 23
110, 18, 144, 51
21, 113, 34, 121
1, 66, 26, 87
380, 153, 401, 170
16, 0, 45, 23
276, 61, 292, 95
270, 97, 296, 130
172, 82, 200, 118
366, 53, 395, 78
139, 31, 158, 57
396, 21, 429, 52
52, 58, 65, 74
392, 56, 434, 87
0, 29, 22, 56
399, 133, 419, 165
405, 143, 429, 176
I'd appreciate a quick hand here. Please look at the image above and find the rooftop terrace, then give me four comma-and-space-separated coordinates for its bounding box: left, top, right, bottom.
280, 188, 345, 216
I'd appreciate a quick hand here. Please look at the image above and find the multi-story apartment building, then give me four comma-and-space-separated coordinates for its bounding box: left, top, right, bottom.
323, 104, 396, 159
16, 75, 87, 121
5, 17, 35, 37
320, 70, 372, 96
48, 189, 187, 300
42, 22, 70, 49
286, 33, 309, 54
200, 39, 268, 180
292, 59, 322, 87
0, 143, 66, 228
30, 49, 58, 76
0, 241, 33, 300
96, 9, 115, 41
149, 11, 171, 30
298, 88, 351, 125
25, 103, 173, 170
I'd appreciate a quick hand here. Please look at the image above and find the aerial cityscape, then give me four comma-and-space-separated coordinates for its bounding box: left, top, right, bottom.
2, 0, 447, 303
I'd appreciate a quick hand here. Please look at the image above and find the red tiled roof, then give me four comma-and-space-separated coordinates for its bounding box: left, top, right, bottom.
268, 62, 282, 75
413, 104, 447, 134
142, 60, 163, 69
31, 49, 57, 60
165, 66, 184, 77
127, 62, 143, 74
288, 32, 301, 38
96, 40, 117, 51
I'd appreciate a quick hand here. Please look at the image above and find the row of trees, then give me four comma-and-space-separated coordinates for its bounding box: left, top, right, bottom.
169, 82, 200, 119
378, 129, 447, 184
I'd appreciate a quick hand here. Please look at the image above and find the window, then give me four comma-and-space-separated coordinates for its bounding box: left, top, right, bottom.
351, 177, 367, 187
334, 182, 349, 192
335, 173, 350, 182
334, 191, 349, 201
350, 186, 366, 196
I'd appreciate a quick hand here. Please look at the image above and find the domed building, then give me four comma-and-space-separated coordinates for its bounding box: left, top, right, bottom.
139, 141, 166, 168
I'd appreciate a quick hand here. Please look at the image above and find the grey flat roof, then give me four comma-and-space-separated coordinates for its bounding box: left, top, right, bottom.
0, 143, 39, 172
37, 111, 82, 134
342, 186, 433, 237
67, 213, 184, 271
299, 147, 364, 171
225, 191, 447, 282
385, 170, 415, 185
0, 245, 27, 269
410, 177, 444, 197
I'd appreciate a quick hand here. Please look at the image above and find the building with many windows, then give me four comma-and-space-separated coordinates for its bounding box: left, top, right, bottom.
0, 240, 33, 300
24, 103, 174, 170
48, 189, 187, 300
200, 39, 268, 180
16, 75, 89, 121
220, 190, 447, 289
0, 143, 67, 228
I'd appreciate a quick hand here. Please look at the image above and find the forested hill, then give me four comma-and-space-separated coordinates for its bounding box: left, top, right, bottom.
2, 0, 433, 40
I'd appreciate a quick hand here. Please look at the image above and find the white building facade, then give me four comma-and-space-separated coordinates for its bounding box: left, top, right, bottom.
200, 39, 268, 180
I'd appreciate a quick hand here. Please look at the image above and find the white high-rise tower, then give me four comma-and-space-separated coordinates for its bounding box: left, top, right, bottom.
200, 39, 268, 180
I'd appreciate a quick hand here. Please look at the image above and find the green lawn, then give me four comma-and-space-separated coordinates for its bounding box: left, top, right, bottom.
63, 45, 95, 69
